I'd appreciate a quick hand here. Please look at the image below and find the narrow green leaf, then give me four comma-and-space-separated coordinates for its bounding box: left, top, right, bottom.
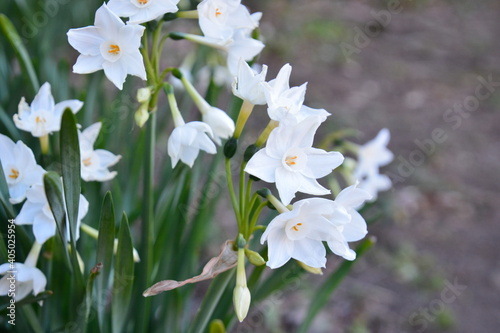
60, 108, 81, 245
112, 212, 135, 333
77, 263, 102, 331
297, 237, 376, 333
0, 14, 40, 93
188, 268, 236, 333
43, 172, 72, 272
0, 105, 21, 142
96, 191, 116, 332
0, 290, 53, 311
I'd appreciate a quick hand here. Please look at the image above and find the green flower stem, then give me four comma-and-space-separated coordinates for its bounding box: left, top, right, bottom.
24, 241, 42, 267
248, 200, 268, 237
233, 100, 254, 139
267, 193, 289, 214
80, 222, 99, 239
177, 10, 199, 19
181, 75, 210, 114
225, 158, 241, 229
39, 135, 49, 155
239, 162, 247, 235
165, 84, 185, 127
255, 120, 279, 147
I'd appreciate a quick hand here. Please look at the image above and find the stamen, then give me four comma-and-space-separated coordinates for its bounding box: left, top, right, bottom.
215, 8, 222, 17
292, 223, 303, 231
35, 116, 46, 124
108, 44, 120, 55
285, 156, 298, 166
138, 0, 148, 4
9, 169, 19, 179
83, 157, 92, 167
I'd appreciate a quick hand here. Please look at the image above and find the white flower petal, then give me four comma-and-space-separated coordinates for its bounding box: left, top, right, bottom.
73, 55, 104, 74
291, 238, 326, 268
67, 27, 103, 55
275, 168, 302, 206
342, 209, 367, 242
244, 150, 280, 183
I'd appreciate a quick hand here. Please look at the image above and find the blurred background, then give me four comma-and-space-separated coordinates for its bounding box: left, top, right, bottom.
1, 0, 499, 332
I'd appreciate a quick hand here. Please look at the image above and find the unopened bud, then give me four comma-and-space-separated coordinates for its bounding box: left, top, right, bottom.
136, 87, 151, 103
244, 248, 266, 266
209, 319, 226, 333
135, 105, 150, 128
297, 260, 323, 275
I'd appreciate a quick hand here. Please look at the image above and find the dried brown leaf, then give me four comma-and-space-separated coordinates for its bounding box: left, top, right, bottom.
143, 240, 237, 297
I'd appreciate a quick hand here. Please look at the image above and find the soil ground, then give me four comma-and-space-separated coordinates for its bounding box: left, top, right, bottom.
238, 0, 500, 332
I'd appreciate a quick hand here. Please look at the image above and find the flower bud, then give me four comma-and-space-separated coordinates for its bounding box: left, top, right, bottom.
136, 87, 151, 103
297, 260, 323, 275
134, 105, 150, 128
244, 248, 266, 266
233, 284, 251, 322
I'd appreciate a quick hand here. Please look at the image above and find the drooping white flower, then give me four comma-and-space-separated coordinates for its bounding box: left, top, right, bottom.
261, 64, 329, 123
245, 116, 344, 205
67, 4, 147, 90
232, 58, 268, 105
79, 122, 121, 182
0, 262, 46, 301
260, 198, 337, 269
0, 134, 46, 204
15, 183, 89, 245
108, 0, 180, 24
324, 184, 372, 260
201, 107, 235, 145
13, 82, 83, 137
197, 0, 258, 40
168, 121, 217, 168
353, 128, 393, 179
180, 75, 235, 145
357, 170, 392, 201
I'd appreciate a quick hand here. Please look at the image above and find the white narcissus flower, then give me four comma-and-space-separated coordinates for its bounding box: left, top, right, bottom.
201, 107, 235, 145
245, 117, 344, 205
232, 58, 268, 105
0, 134, 46, 204
168, 121, 217, 168
79, 122, 121, 182
357, 171, 392, 201
16, 183, 89, 245
260, 198, 337, 269
13, 82, 83, 137
67, 4, 146, 90
0, 262, 47, 301
108, 0, 180, 24
197, 0, 258, 40
354, 128, 393, 179
261, 64, 330, 123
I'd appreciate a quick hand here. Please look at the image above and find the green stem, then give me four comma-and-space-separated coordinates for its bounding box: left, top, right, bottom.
255, 120, 279, 147
225, 158, 241, 228
248, 200, 268, 237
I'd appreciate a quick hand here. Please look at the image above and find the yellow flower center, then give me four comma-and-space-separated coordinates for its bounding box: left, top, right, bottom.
35, 116, 46, 124
291, 223, 303, 232
83, 157, 92, 167
9, 169, 19, 180
108, 44, 120, 55
215, 8, 222, 17
138, 0, 148, 4
285, 156, 298, 166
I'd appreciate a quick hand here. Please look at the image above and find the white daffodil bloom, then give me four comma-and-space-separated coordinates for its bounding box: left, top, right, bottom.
261, 64, 330, 123
0, 262, 46, 301
353, 128, 393, 179
324, 184, 372, 260
357, 170, 392, 201
16, 183, 89, 245
67, 4, 146, 90
197, 0, 258, 40
232, 58, 268, 105
0, 242, 46, 302
168, 121, 217, 168
260, 199, 337, 269
79, 122, 121, 182
245, 117, 344, 205
13, 82, 83, 137
201, 107, 235, 145
108, 0, 180, 24
0, 134, 46, 204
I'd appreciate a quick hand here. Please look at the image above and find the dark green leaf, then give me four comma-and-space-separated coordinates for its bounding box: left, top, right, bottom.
0, 14, 39, 93
96, 191, 116, 332
112, 212, 135, 333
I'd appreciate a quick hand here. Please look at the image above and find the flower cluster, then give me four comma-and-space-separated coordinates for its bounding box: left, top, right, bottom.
0, 82, 121, 300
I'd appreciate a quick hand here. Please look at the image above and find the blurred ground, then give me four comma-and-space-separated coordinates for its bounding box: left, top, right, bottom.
244, 0, 500, 332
